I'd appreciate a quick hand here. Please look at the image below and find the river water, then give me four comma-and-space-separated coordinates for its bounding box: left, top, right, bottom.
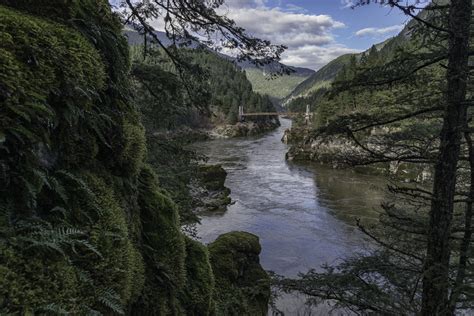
193, 119, 386, 315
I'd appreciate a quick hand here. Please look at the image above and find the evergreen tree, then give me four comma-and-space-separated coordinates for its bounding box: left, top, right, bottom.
277, 1, 474, 314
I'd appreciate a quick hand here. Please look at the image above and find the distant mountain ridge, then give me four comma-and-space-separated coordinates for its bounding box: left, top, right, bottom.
283, 21, 413, 107
123, 28, 314, 102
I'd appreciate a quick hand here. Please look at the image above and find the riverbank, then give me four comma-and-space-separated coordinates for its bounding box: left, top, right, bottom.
211, 119, 281, 138
193, 118, 385, 314
151, 118, 281, 142
283, 125, 432, 182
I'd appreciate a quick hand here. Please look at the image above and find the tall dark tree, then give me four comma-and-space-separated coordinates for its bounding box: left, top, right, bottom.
276, 1, 474, 314
0, 0, 281, 314
422, 1, 472, 314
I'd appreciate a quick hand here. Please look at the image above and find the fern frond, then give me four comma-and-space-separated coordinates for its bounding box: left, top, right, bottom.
38, 303, 69, 315
96, 287, 124, 315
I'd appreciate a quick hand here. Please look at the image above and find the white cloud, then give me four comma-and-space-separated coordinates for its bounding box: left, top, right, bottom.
281, 45, 360, 69
142, 0, 361, 70
281, 4, 308, 14
355, 25, 404, 37
219, 1, 352, 69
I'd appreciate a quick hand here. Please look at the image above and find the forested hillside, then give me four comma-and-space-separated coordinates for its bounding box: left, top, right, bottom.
125, 29, 312, 104
285, 34, 406, 112
242, 64, 314, 101
128, 44, 278, 127
284, 54, 353, 104
190, 50, 277, 124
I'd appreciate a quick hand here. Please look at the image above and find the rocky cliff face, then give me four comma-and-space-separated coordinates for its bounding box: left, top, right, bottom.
208, 232, 271, 316
284, 128, 432, 182
191, 165, 232, 213
213, 119, 281, 138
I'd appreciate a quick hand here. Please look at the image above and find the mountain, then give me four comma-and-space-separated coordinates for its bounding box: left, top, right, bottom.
242, 64, 314, 101
284, 25, 412, 108
123, 28, 313, 102
283, 53, 354, 104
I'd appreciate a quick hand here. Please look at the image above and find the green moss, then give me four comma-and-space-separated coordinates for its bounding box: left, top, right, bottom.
208, 231, 270, 316
119, 120, 147, 177
133, 165, 186, 315
84, 174, 145, 309
198, 164, 228, 191
0, 245, 79, 313
0, 3, 264, 316
0, 0, 129, 85
181, 237, 216, 315
0, 4, 107, 175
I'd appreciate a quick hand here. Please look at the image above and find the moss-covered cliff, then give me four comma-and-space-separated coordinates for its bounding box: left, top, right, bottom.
0, 1, 269, 315
209, 232, 271, 316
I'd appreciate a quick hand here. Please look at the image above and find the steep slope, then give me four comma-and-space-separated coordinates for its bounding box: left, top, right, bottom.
244, 67, 314, 101
237, 60, 314, 100
0, 2, 270, 314
284, 54, 354, 104
124, 29, 313, 102
284, 29, 413, 109
285, 13, 425, 109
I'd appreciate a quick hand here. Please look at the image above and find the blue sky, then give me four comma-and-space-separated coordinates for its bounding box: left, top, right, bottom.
220, 0, 425, 69
115, 0, 429, 70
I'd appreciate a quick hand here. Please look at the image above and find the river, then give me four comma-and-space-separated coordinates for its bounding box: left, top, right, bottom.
194, 118, 387, 315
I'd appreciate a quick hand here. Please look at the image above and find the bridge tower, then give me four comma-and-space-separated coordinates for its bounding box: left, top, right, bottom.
238, 106, 244, 122
305, 104, 311, 125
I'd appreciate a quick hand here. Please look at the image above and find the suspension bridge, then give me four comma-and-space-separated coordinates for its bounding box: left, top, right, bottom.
238, 105, 313, 123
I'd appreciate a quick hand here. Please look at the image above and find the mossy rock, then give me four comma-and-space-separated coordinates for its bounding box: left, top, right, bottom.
84, 173, 145, 310
181, 237, 216, 316
208, 231, 270, 316
0, 0, 112, 23
117, 119, 147, 177
0, 172, 146, 314
198, 164, 228, 191
133, 165, 186, 315
0, 244, 80, 313
0, 4, 108, 176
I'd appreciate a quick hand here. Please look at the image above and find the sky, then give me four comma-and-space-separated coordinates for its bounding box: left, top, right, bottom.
114, 0, 429, 70
220, 0, 418, 70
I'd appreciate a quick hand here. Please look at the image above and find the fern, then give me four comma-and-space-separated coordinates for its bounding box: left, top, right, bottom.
78, 304, 102, 316
38, 303, 69, 315
16, 223, 102, 259
96, 287, 125, 315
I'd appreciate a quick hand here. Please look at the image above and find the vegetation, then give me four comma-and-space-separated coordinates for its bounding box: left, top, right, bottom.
0, 0, 273, 314
284, 53, 354, 107
244, 67, 313, 101
278, 1, 474, 315
188, 50, 278, 124
208, 232, 271, 316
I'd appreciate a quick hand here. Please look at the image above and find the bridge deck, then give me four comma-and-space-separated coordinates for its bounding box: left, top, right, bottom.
241, 112, 312, 116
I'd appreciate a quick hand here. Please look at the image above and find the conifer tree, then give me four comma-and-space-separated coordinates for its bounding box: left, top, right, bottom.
277, 1, 474, 314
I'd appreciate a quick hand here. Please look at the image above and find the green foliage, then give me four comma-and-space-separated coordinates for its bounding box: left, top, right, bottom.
0, 3, 272, 315
284, 53, 353, 104
118, 119, 147, 177
131, 62, 194, 130
181, 237, 215, 315
244, 68, 311, 100
0, 3, 145, 314
133, 165, 186, 314
0, 4, 106, 187
146, 135, 204, 225
183, 49, 278, 124
208, 231, 271, 316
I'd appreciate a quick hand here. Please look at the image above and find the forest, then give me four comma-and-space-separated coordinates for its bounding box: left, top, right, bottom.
0, 0, 473, 315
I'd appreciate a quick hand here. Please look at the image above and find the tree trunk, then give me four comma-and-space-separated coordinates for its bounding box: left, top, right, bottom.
448, 131, 474, 314
421, 0, 472, 315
